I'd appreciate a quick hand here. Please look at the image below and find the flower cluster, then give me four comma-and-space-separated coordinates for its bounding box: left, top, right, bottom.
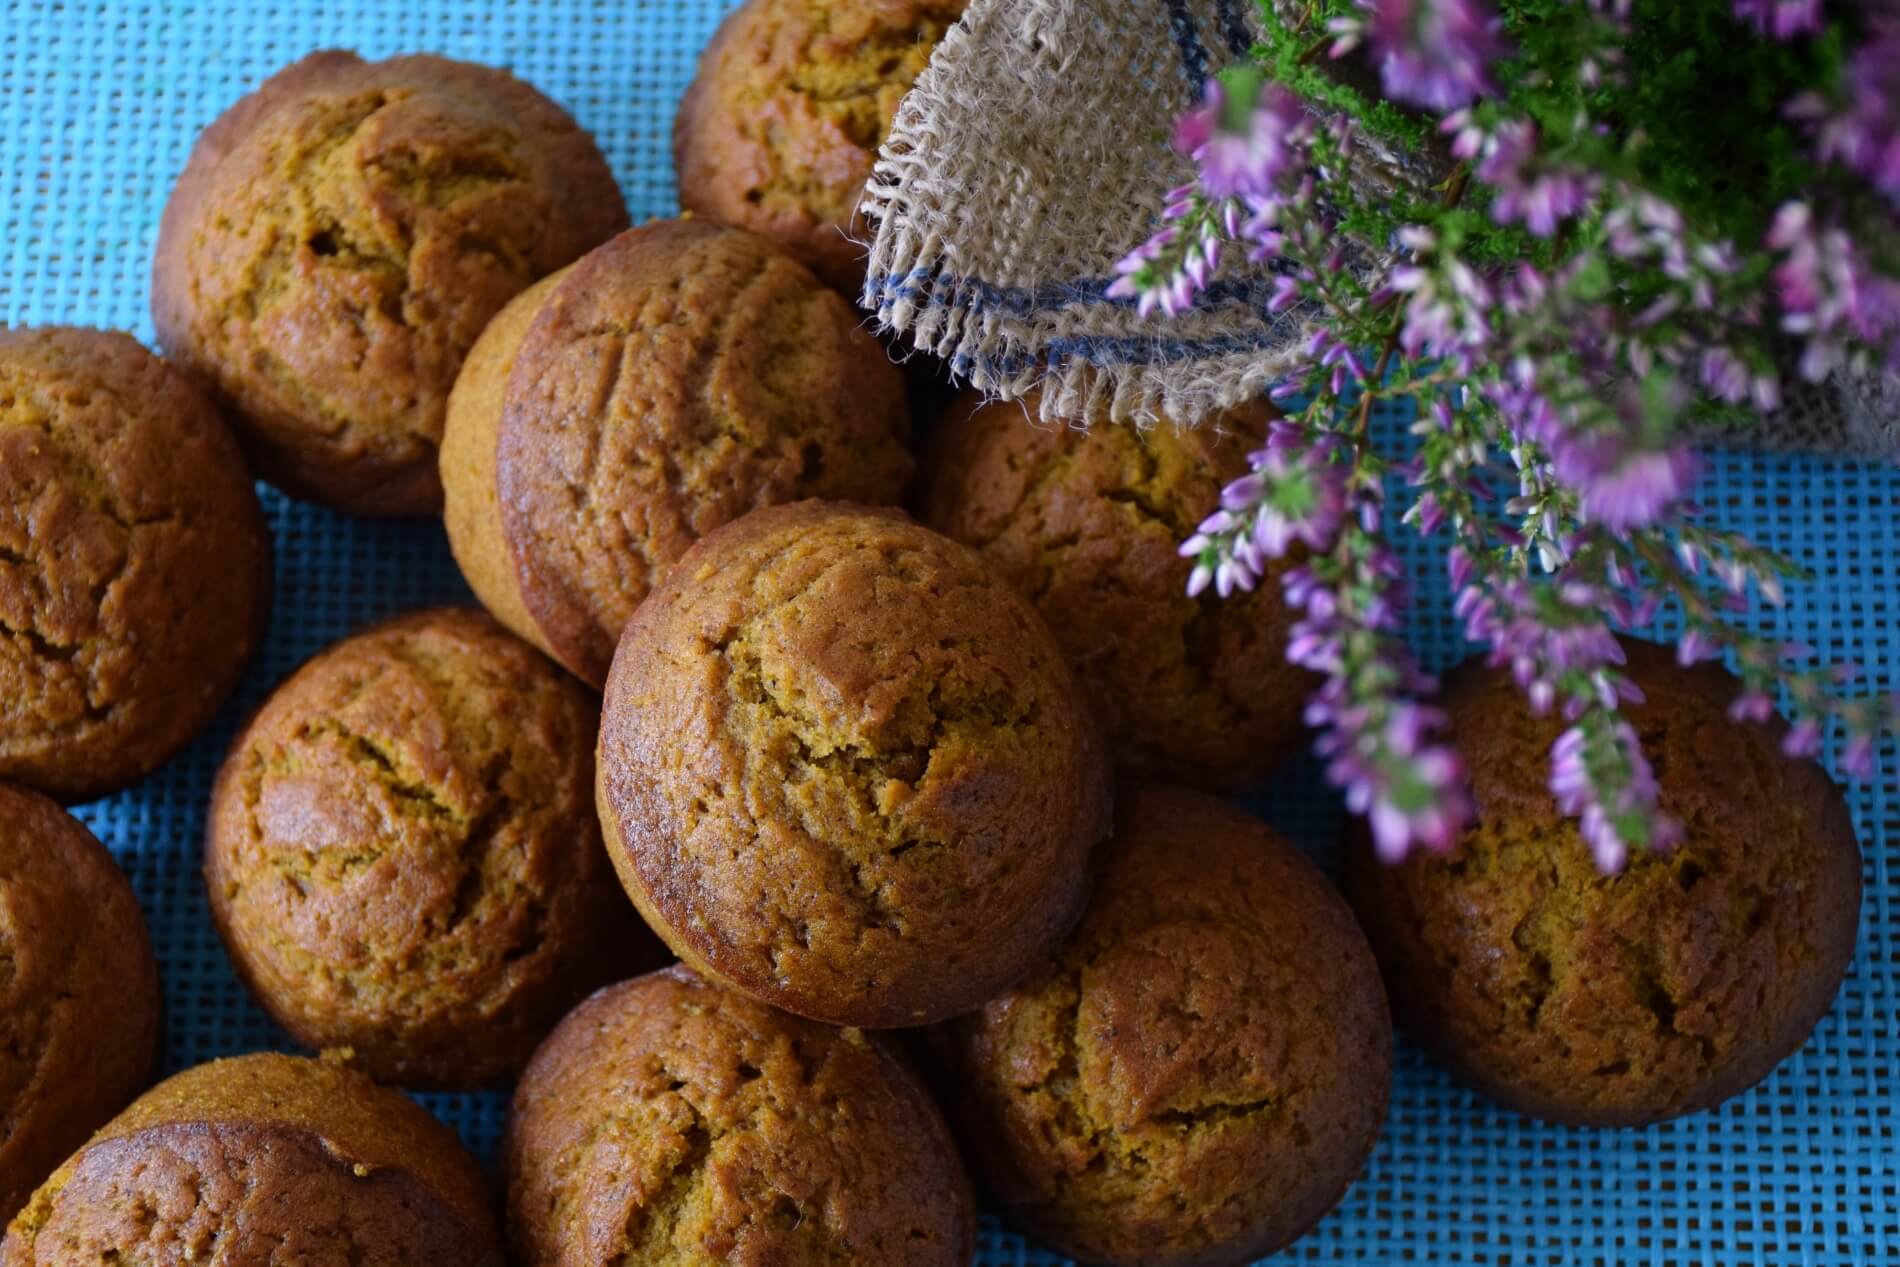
1124, 0, 1900, 870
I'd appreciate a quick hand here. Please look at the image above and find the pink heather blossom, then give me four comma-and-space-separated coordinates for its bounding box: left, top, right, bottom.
1782, 716, 1824, 758
1571, 446, 1702, 531
1732, 0, 1825, 40
1174, 74, 1313, 200
1794, 19, 1900, 205
1476, 121, 1601, 236
1362, 0, 1507, 112
1550, 719, 1681, 873
1768, 202, 1900, 379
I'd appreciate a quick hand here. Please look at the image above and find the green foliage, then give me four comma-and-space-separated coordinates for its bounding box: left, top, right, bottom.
1255, 0, 1848, 254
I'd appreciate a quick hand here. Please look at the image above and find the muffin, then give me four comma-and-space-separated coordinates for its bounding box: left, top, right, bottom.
941, 785, 1392, 1267
2, 1053, 502, 1265
597, 501, 1112, 1028
922, 391, 1310, 789
205, 608, 654, 1088
507, 966, 974, 1267
442, 218, 913, 688
674, 0, 968, 292
1343, 639, 1864, 1127
0, 326, 271, 803
153, 51, 629, 515
0, 785, 161, 1227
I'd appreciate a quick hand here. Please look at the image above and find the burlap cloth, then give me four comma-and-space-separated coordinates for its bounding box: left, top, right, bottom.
861, 0, 1899, 459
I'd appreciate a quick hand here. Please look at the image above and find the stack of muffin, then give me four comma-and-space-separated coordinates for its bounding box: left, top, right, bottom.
0, 3, 1863, 1265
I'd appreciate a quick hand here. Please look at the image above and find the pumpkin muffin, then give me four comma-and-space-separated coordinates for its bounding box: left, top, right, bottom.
442, 219, 912, 688
0, 326, 270, 803
674, 0, 968, 293
0, 785, 161, 1227
506, 966, 974, 1267
1343, 639, 1864, 1127
2, 1053, 502, 1265
152, 50, 628, 515
205, 608, 654, 1088
922, 391, 1310, 789
597, 501, 1112, 1028
940, 785, 1392, 1267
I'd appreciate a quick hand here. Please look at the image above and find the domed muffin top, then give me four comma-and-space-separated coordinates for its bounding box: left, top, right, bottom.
447, 219, 911, 687
922, 391, 1309, 788
507, 966, 974, 1267
153, 50, 627, 514
2, 1053, 500, 1266
0, 785, 160, 1227
598, 500, 1111, 1027
1345, 639, 1863, 1126
206, 607, 640, 1087
944, 784, 1391, 1267
674, 0, 968, 291
0, 326, 269, 802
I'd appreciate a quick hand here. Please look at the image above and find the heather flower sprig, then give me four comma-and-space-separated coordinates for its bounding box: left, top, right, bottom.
1121, 0, 1900, 871
1184, 407, 1475, 859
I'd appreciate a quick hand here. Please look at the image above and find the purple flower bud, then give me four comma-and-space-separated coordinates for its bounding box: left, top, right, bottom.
1728, 690, 1775, 724
1177, 76, 1315, 200
1186, 561, 1214, 598
1840, 734, 1876, 779
1677, 628, 1718, 665
1782, 717, 1823, 758
1366, 0, 1508, 112
1732, 0, 1824, 42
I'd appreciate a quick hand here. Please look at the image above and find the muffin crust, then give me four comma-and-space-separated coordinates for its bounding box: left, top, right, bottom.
443, 219, 912, 687
674, 0, 968, 292
2, 1053, 502, 1266
206, 608, 650, 1088
0, 786, 161, 1227
507, 966, 975, 1267
922, 391, 1309, 788
0, 326, 270, 802
597, 501, 1112, 1027
1343, 639, 1863, 1126
153, 51, 628, 514
943, 785, 1391, 1266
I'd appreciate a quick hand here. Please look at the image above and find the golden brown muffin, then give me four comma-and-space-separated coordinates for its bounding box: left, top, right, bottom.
506, 966, 975, 1267
442, 219, 912, 688
597, 501, 1112, 1028
205, 608, 656, 1088
0, 786, 161, 1227
674, 0, 968, 293
1343, 639, 1864, 1127
941, 785, 1391, 1267
1, 1052, 502, 1265
152, 51, 629, 515
922, 391, 1310, 790
0, 326, 271, 803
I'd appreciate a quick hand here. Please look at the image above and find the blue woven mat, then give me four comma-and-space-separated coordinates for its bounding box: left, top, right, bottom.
2, 3, 1895, 1263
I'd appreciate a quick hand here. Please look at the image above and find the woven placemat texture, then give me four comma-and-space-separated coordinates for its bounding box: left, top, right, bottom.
2, 3, 1895, 1263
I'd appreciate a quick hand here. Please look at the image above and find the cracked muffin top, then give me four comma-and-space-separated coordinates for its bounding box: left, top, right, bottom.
597, 501, 1112, 1028
2, 1052, 502, 1266
442, 219, 912, 689
0, 785, 160, 1228
0, 326, 270, 803
922, 391, 1311, 790
152, 50, 628, 515
205, 607, 655, 1089
1343, 639, 1863, 1126
673, 0, 968, 293
939, 784, 1391, 1267
506, 966, 974, 1267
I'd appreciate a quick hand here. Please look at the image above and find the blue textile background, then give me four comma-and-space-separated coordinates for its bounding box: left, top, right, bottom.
1, 1, 1895, 1263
